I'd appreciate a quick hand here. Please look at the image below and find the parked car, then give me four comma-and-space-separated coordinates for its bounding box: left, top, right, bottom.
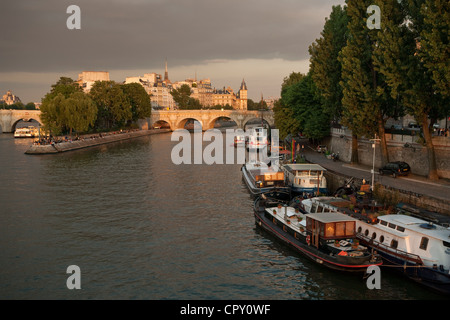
379, 161, 411, 178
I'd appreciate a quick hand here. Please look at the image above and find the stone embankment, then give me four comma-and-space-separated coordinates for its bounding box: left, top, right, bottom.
25, 129, 171, 154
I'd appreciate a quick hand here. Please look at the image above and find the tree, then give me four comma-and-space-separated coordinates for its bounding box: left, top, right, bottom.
273, 72, 305, 139
89, 81, 131, 130
374, 0, 449, 180
309, 5, 349, 122
121, 83, 152, 122
171, 84, 193, 109
282, 73, 330, 142
62, 92, 97, 135
40, 77, 84, 135
40, 93, 66, 136
25, 102, 36, 110
339, 0, 396, 165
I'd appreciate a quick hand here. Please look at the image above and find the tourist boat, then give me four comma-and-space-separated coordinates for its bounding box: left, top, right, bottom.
14, 126, 39, 138
298, 196, 450, 294
253, 192, 382, 272
282, 163, 328, 196
241, 161, 288, 196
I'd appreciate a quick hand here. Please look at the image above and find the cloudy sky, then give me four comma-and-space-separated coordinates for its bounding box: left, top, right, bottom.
0, 0, 345, 103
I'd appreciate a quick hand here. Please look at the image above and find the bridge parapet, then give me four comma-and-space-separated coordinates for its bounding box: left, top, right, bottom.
149, 110, 274, 131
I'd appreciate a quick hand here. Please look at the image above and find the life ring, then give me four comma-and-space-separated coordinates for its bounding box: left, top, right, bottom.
306, 235, 311, 245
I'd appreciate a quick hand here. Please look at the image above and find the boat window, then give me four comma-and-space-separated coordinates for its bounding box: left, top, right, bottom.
364, 229, 369, 236
419, 237, 429, 250
325, 224, 334, 237
336, 222, 345, 237
443, 241, 450, 249
380, 220, 388, 226
357, 226, 362, 233
379, 235, 385, 243
396, 226, 405, 232
311, 203, 317, 213
372, 232, 377, 239
324, 207, 331, 212
345, 222, 355, 236
317, 205, 324, 213
388, 223, 396, 229
390, 239, 398, 249
320, 224, 325, 237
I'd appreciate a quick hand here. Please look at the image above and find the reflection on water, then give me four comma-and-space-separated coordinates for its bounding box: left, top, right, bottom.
0, 132, 445, 300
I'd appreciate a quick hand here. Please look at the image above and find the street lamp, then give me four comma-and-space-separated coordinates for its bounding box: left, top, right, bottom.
370, 134, 381, 191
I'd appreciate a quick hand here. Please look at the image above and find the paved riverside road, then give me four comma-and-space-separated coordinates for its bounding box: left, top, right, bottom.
298, 145, 450, 204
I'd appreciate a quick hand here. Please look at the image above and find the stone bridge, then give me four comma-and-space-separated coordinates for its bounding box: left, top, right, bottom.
0, 109, 274, 133
146, 110, 274, 131
0, 110, 42, 133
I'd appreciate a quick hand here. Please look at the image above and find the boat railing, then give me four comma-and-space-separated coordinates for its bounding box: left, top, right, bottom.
357, 233, 424, 265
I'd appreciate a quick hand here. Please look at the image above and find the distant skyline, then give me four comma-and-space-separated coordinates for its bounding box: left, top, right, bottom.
0, 0, 345, 103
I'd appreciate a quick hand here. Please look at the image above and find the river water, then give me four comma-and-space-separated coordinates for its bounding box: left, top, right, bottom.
0, 130, 445, 300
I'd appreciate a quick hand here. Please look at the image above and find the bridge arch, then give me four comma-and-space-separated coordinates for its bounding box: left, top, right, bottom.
175, 117, 204, 131
204, 116, 238, 131
11, 118, 42, 132
0, 110, 43, 133
151, 120, 171, 129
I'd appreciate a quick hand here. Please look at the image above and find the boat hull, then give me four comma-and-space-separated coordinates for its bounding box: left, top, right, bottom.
254, 202, 382, 273
359, 238, 450, 295
241, 165, 289, 196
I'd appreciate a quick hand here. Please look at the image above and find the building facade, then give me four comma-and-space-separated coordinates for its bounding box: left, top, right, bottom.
77, 71, 110, 92
1, 90, 21, 105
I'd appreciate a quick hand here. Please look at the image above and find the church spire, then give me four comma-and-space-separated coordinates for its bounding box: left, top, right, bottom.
164, 58, 169, 82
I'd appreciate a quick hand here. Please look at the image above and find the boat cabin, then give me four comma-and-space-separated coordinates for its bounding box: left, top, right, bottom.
283, 164, 327, 195
306, 212, 357, 248
255, 171, 285, 189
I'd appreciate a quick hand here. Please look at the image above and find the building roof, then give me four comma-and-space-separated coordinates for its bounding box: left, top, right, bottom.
240, 79, 247, 91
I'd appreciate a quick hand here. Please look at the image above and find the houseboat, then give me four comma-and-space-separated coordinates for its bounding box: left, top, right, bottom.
14, 126, 39, 138
241, 161, 288, 196
299, 196, 450, 295
253, 192, 382, 272
282, 163, 328, 196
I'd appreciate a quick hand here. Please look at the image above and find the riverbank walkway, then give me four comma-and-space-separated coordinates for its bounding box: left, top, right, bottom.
300, 145, 450, 210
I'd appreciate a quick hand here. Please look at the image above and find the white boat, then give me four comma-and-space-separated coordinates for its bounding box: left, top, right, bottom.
282, 163, 328, 196
297, 196, 450, 295
241, 161, 288, 196
14, 126, 39, 138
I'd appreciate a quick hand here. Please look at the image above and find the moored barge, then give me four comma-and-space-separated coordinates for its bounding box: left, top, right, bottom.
253, 193, 382, 272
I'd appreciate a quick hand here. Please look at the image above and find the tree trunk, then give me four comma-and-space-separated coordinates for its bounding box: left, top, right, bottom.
351, 134, 359, 164
420, 113, 439, 180
377, 112, 389, 167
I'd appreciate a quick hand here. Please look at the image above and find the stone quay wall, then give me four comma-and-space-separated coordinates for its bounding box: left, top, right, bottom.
25, 129, 170, 155
326, 128, 450, 179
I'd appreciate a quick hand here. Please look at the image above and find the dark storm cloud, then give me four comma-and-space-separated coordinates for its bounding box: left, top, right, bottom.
0, 0, 341, 73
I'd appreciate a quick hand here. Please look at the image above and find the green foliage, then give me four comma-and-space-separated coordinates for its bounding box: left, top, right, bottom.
89, 81, 131, 129
40, 93, 66, 136
62, 92, 97, 135
275, 73, 330, 141
309, 5, 348, 122
121, 83, 152, 121
171, 84, 198, 109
